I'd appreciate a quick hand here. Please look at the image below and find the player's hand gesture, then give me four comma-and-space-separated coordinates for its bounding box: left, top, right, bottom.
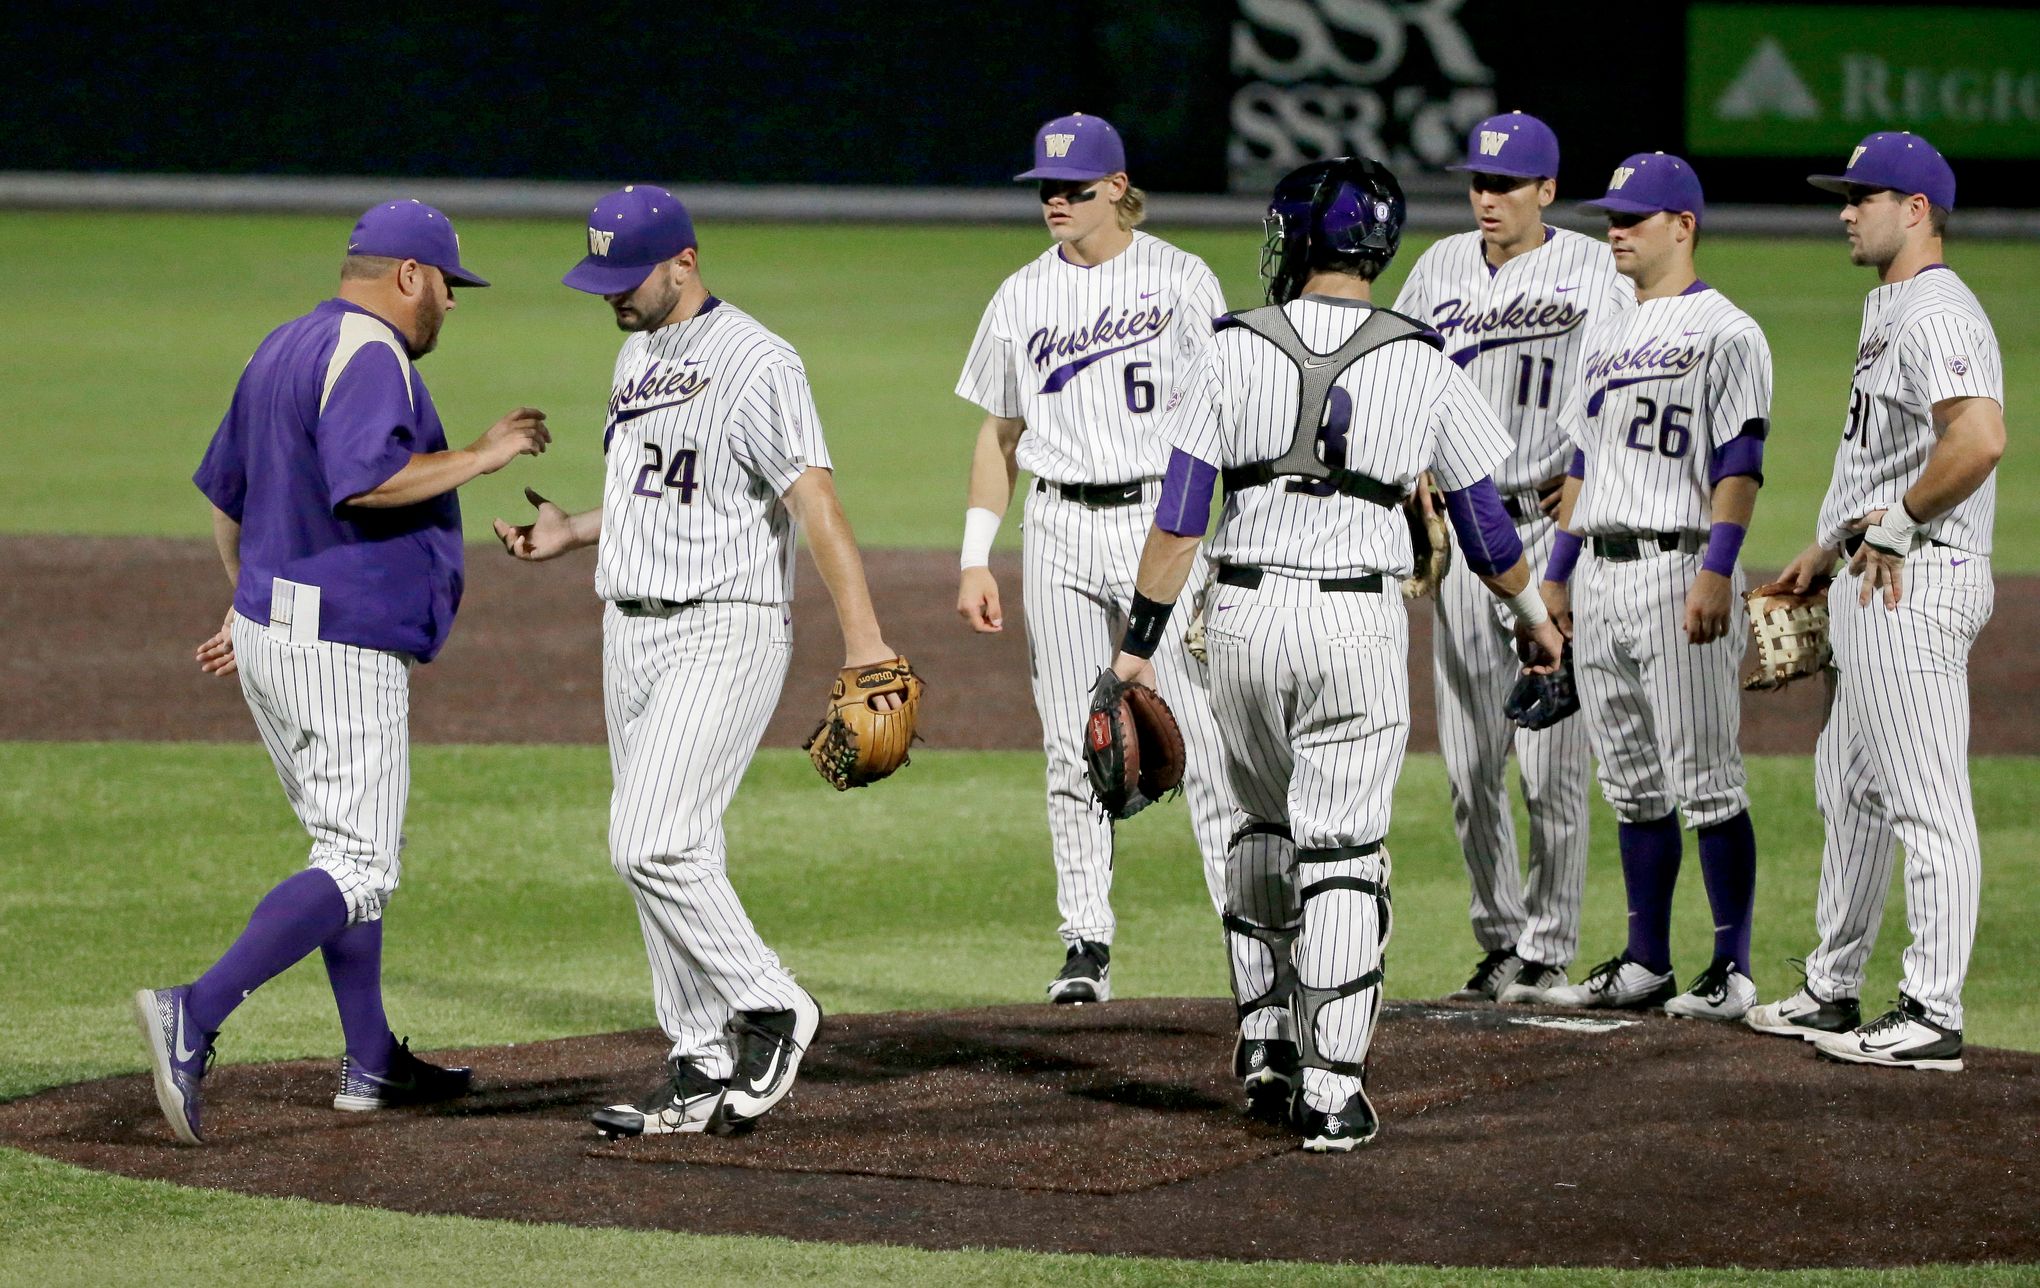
1779, 541, 1840, 595
1847, 511, 1905, 609
470, 406, 551, 474
194, 607, 237, 678
1515, 620, 1565, 674
957, 567, 1003, 633
495, 488, 578, 561
1683, 570, 1734, 644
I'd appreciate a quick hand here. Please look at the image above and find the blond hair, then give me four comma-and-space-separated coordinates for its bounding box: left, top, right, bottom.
1115, 184, 1148, 230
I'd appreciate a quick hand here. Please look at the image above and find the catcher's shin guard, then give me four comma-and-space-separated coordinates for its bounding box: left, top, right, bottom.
1223, 819, 1300, 1042
1292, 842, 1394, 1103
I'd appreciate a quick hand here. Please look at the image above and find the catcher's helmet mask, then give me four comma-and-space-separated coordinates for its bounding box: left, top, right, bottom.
1261, 157, 1408, 305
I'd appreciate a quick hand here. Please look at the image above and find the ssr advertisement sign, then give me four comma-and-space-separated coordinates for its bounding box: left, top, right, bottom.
1688, 5, 2040, 158
1229, 0, 1498, 192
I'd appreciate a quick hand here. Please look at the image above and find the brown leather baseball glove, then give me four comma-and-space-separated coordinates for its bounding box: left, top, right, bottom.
804, 657, 926, 789
1084, 669, 1185, 819
1401, 476, 1452, 599
1742, 578, 1832, 691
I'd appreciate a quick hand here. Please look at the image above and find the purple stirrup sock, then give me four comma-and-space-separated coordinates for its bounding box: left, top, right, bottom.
186, 869, 349, 1034
1697, 810, 1758, 975
322, 918, 396, 1074
1617, 813, 1683, 975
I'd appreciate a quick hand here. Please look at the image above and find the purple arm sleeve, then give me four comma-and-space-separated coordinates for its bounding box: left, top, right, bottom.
1708, 418, 1767, 485
1702, 522, 1747, 577
1568, 448, 1586, 479
1442, 479, 1525, 576
1545, 530, 1584, 583
1155, 448, 1218, 537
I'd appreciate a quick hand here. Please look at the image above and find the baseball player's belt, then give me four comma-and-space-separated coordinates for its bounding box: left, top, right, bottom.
1217, 564, 1386, 594
613, 597, 696, 617
1036, 478, 1146, 508
1215, 303, 1441, 506
1591, 530, 1707, 563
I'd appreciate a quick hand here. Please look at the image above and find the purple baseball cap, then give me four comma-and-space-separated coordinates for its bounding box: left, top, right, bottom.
347, 200, 489, 287
1582, 153, 1706, 226
563, 185, 697, 296
1446, 111, 1559, 180
1015, 113, 1127, 181
1808, 131, 1956, 210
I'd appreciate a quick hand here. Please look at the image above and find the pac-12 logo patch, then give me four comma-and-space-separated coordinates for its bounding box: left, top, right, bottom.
1479, 130, 1508, 156
1609, 166, 1636, 189
1947, 355, 1970, 376
1044, 133, 1076, 158
588, 227, 616, 256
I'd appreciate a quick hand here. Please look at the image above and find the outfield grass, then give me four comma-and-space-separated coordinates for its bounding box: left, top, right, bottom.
3, 212, 2036, 568
2, 744, 2035, 1284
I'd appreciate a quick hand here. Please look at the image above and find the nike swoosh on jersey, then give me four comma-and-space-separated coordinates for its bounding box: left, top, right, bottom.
1038, 334, 1164, 393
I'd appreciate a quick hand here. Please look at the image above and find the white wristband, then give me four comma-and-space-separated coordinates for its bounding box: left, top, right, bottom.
961, 506, 1002, 569
1503, 583, 1549, 630
1863, 502, 1919, 557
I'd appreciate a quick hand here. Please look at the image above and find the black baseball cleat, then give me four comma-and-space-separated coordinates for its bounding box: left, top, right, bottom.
1233, 1036, 1301, 1123
1047, 941, 1111, 1004
1446, 948, 1521, 1002
592, 1057, 728, 1139
1297, 1085, 1381, 1153
707, 989, 823, 1134
333, 1037, 473, 1112
1745, 983, 1863, 1040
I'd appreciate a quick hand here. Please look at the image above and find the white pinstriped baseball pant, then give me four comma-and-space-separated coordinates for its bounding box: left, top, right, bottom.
1573, 550, 1750, 829
1200, 572, 1401, 1113
1432, 511, 1591, 968
231, 611, 408, 925
604, 600, 805, 1076
1806, 550, 1993, 1030
1021, 481, 1232, 946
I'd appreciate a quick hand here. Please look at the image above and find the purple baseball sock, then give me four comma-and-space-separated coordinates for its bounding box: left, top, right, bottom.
1697, 810, 1758, 975
322, 918, 396, 1074
186, 869, 349, 1034
1618, 813, 1683, 975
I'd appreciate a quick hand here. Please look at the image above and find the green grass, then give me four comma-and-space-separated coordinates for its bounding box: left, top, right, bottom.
3, 212, 2036, 569
2, 743, 2035, 1284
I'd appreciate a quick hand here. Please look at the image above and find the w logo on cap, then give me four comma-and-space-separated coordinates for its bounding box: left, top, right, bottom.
1849, 145, 1867, 167
1610, 166, 1637, 189
588, 227, 616, 256
1479, 131, 1508, 156
1044, 133, 1076, 158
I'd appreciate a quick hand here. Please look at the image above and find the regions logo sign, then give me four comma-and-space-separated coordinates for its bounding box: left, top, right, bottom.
1687, 4, 2040, 157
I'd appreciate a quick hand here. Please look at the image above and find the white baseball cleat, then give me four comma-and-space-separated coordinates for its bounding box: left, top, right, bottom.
1745, 986, 1862, 1040
709, 988, 824, 1132
1814, 997, 1964, 1072
1543, 954, 1676, 1010
1663, 957, 1757, 1021
591, 1058, 727, 1138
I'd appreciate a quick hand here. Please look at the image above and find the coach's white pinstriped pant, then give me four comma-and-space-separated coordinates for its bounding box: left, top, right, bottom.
1201, 572, 1402, 1112
1806, 551, 1992, 1030
1021, 482, 1232, 946
231, 612, 408, 925
1432, 512, 1591, 967
1573, 551, 1749, 829
604, 601, 804, 1077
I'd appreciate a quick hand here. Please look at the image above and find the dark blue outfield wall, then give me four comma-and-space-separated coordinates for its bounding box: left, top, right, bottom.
6, 1, 2028, 206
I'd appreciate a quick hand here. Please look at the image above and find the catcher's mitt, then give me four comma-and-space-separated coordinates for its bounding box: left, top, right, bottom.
1084, 669, 1186, 820
1742, 578, 1832, 691
1504, 642, 1580, 731
803, 656, 925, 790
1401, 476, 1452, 599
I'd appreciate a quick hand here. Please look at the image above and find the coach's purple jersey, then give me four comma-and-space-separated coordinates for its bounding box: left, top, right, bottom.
193, 299, 463, 661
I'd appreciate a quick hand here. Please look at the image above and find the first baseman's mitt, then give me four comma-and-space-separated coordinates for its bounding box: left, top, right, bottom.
1401, 477, 1452, 599
804, 657, 925, 790
1084, 669, 1186, 820
1504, 642, 1580, 731
1742, 578, 1832, 691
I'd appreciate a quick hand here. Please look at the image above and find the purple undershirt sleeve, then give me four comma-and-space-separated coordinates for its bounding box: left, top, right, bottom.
1568, 449, 1586, 479
1442, 479, 1524, 576
1708, 431, 1766, 485
1156, 448, 1218, 537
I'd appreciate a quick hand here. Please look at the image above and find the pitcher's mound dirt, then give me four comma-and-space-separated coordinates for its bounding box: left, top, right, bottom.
4, 999, 2034, 1269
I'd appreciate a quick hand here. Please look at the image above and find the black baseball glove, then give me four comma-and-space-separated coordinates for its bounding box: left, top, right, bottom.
1504, 642, 1580, 731
1084, 669, 1186, 819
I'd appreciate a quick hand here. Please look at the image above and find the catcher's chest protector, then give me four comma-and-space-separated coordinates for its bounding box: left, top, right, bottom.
1217, 305, 1442, 508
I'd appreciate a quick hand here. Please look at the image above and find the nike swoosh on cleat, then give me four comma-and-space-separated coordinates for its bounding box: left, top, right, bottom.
745, 1047, 787, 1094
173, 1010, 199, 1064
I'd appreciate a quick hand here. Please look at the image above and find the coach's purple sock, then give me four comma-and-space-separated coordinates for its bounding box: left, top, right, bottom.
185, 869, 349, 1034
1618, 813, 1683, 975
322, 918, 396, 1074
1697, 810, 1758, 975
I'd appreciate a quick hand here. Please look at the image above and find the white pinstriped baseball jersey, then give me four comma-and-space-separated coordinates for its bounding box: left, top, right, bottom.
1815, 265, 2002, 554
956, 232, 1227, 484
597, 300, 831, 605
1562, 286, 1772, 534
1392, 228, 1633, 491
1162, 297, 1513, 578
